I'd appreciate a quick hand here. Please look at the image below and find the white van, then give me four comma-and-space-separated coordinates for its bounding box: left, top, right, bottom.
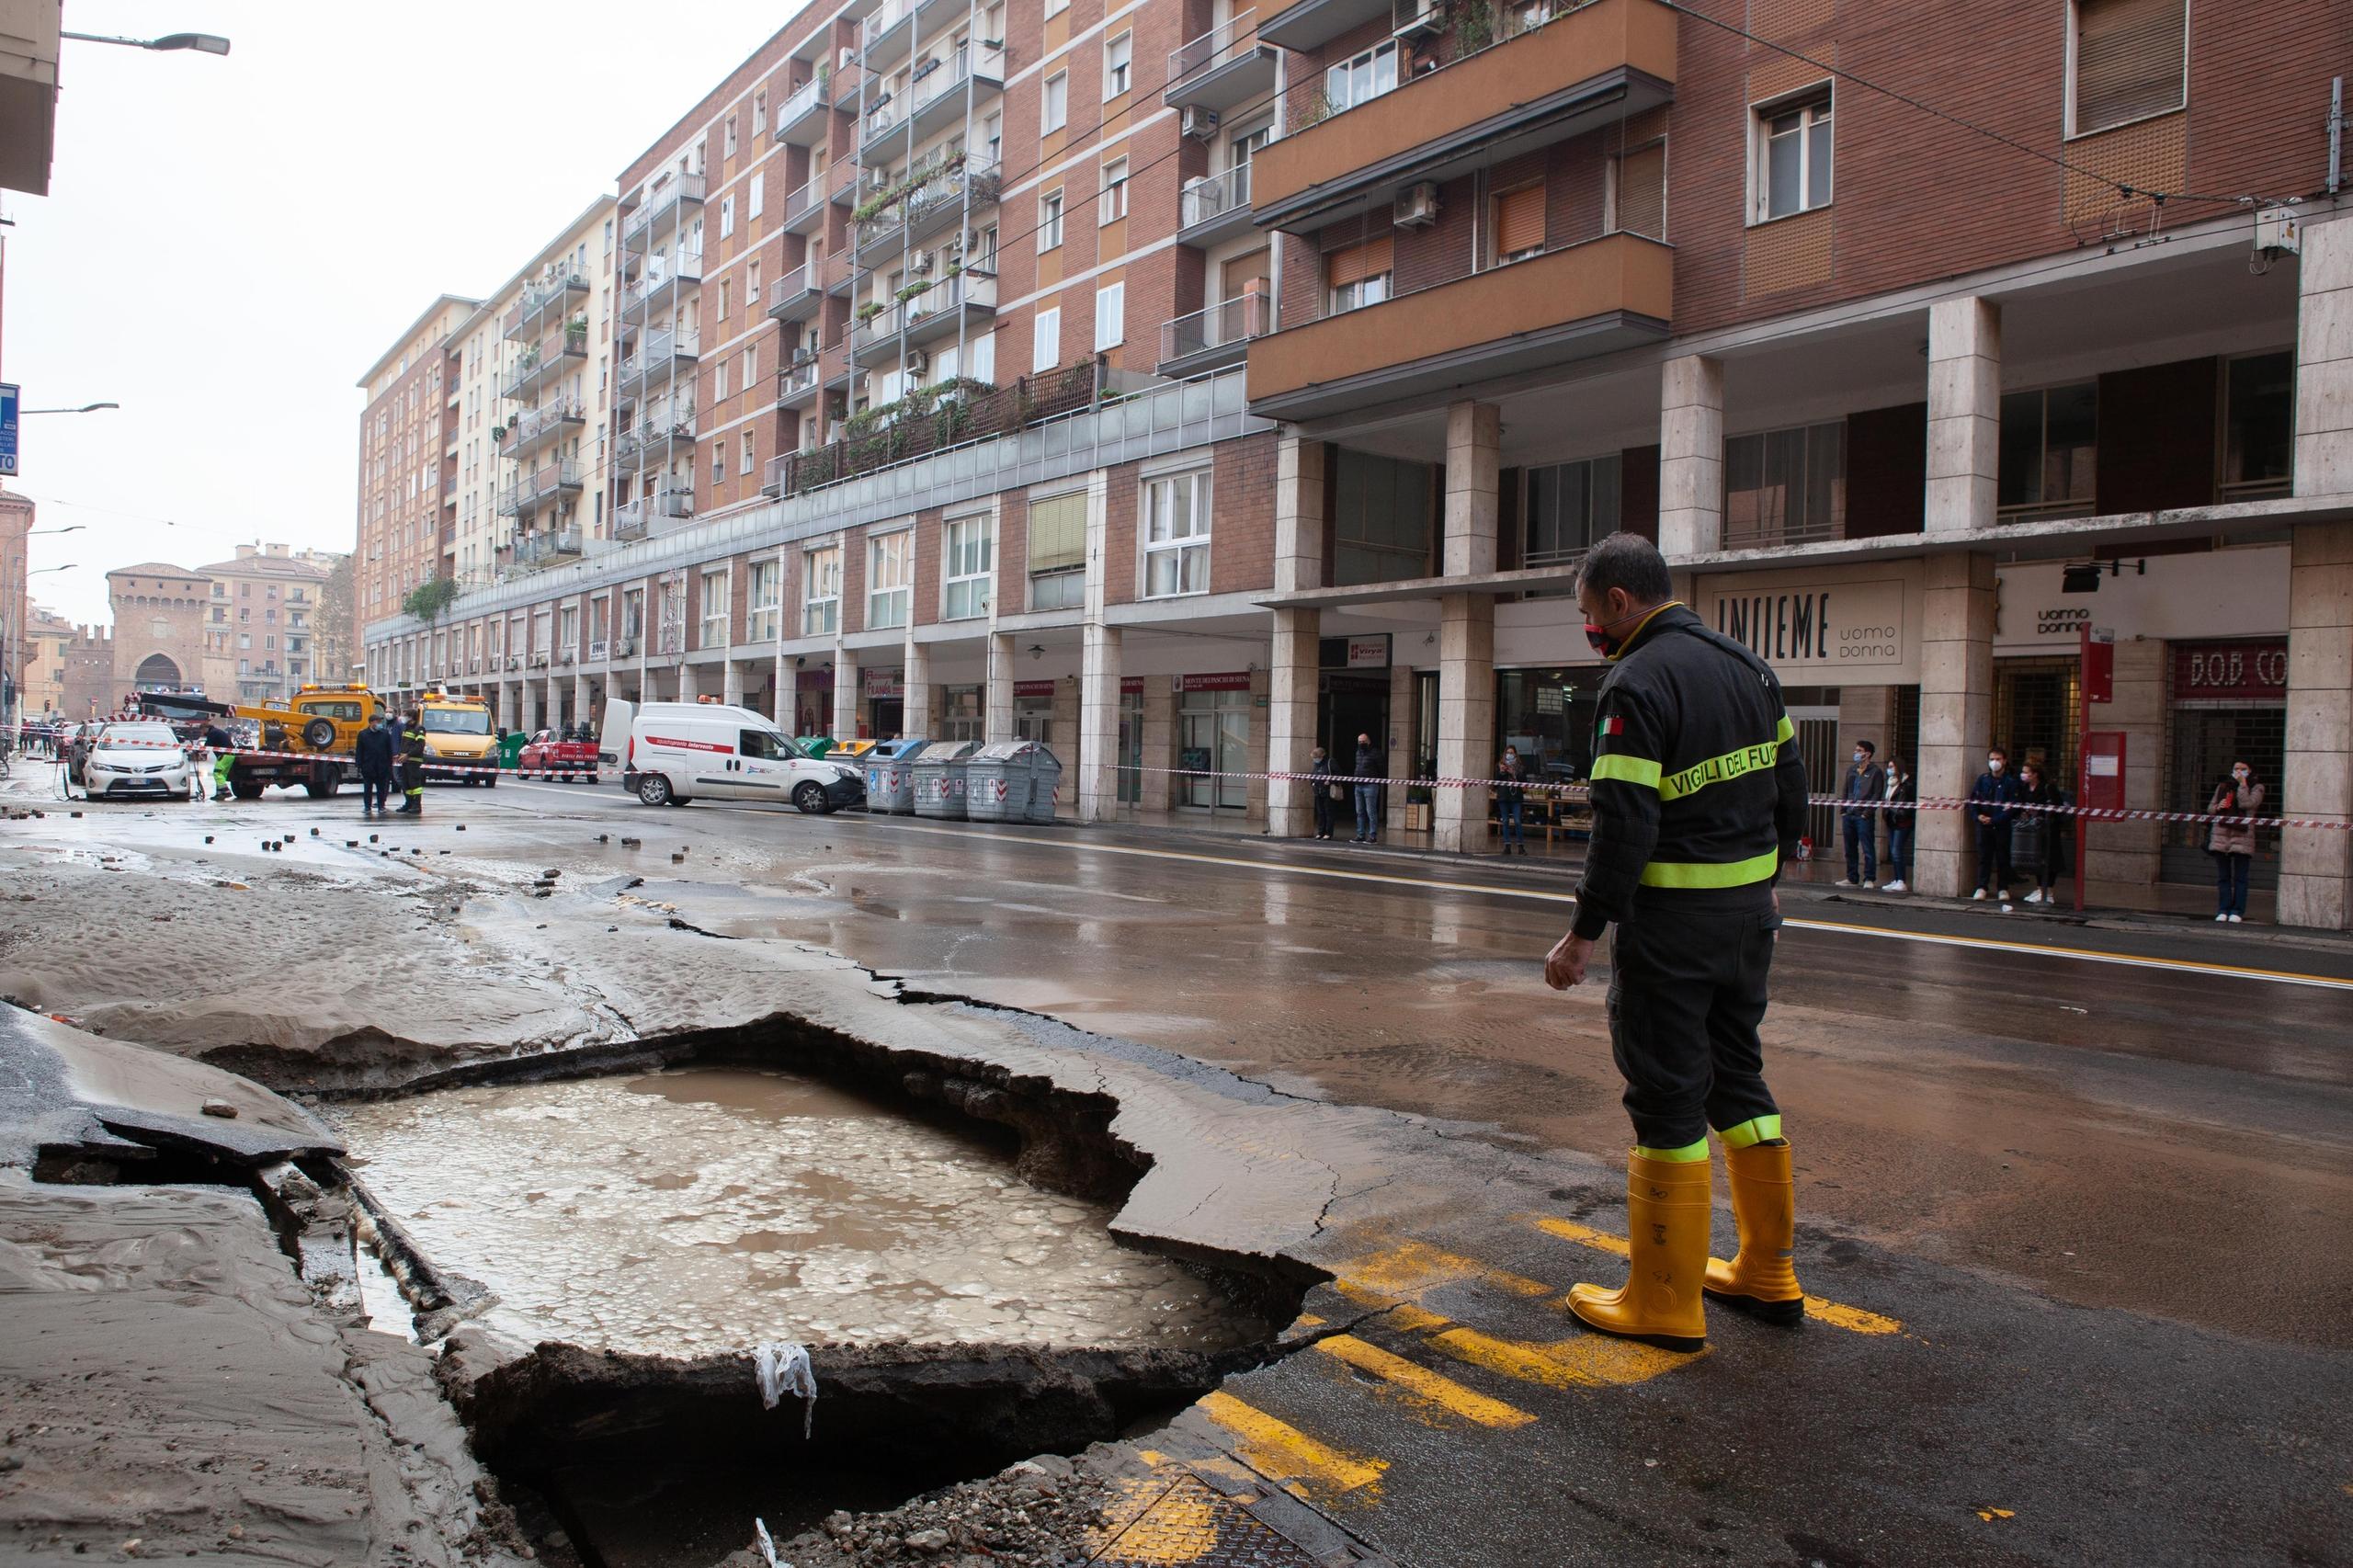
604, 699, 866, 813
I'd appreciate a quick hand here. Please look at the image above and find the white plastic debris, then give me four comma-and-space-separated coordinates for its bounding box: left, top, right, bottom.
754, 1340, 817, 1437
754, 1516, 784, 1566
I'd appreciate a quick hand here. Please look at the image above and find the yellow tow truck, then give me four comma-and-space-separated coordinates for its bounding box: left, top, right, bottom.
138, 683, 385, 800
416, 691, 498, 787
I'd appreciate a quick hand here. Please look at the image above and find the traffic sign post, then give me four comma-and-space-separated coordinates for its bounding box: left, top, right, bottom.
0, 383, 18, 476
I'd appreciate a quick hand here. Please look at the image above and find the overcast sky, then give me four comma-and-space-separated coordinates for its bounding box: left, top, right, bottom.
4, 0, 803, 627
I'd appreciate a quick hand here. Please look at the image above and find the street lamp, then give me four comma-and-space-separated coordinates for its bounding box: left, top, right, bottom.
60, 31, 231, 55
28, 527, 85, 537
20, 403, 120, 415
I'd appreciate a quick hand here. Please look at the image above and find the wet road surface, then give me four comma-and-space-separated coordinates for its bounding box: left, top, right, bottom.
430, 778, 2353, 1351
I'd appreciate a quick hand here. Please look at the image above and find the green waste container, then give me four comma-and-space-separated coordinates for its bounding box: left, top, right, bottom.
793, 735, 837, 758
497, 731, 529, 770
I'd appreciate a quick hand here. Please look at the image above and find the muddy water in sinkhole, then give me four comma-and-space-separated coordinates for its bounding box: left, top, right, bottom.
333, 1065, 1250, 1355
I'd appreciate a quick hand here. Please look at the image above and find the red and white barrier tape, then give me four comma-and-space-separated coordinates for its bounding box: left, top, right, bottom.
1112, 764, 2347, 834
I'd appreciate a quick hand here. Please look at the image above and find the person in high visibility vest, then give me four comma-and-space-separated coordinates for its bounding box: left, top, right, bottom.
396, 712, 426, 815
203, 722, 235, 801
1543, 533, 1811, 1352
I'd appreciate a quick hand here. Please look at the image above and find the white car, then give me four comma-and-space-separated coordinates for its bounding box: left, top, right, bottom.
604, 699, 866, 812
82, 722, 198, 801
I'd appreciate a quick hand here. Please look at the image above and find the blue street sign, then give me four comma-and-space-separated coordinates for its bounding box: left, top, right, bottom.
0, 383, 17, 476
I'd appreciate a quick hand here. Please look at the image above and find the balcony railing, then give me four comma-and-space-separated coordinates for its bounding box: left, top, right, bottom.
855, 159, 1001, 262
1178, 163, 1254, 239
1158, 290, 1271, 372
861, 44, 1003, 155
618, 328, 700, 388
772, 71, 831, 143
852, 269, 997, 363
621, 171, 708, 251
612, 488, 696, 538
782, 170, 827, 232
860, 0, 914, 59
510, 528, 585, 571
494, 460, 585, 517
502, 263, 590, 342
499, 397, 585, 460
500, 329, 587, 399
622, 250, 703, 314
767, 263, 824, 321
776, 351, 822, 405
613, 413, 696, 472
767, 356, 1104, 500
1165, 14, 1279, 110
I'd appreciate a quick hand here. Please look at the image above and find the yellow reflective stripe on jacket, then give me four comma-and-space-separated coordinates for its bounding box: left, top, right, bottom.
1657, 737, 1782, 801
1638, 848, 1781, 889
1774, 713, 1794, 745
1589, 753, 1662, 790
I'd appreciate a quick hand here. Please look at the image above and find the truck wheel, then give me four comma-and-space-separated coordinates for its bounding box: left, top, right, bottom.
231, 781, 265, 801
482, 772, 497, 789
301, 718, 337, 750
637, 774, 673, 807
304, 768, 341, 800
793, 782, 826, 815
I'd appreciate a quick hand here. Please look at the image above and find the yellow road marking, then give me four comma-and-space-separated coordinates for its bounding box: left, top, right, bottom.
1329, 1271, 1688, 1389
1198, 1391, 1389, 1501
1313, 1335, 1538, 1428
1524, 1215, 1904, 1335
1782, 916, 2353, 994
1334, 1238, 1554, 1301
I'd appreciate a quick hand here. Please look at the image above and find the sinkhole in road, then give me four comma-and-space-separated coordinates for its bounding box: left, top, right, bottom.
330, 1040, 1302, 1568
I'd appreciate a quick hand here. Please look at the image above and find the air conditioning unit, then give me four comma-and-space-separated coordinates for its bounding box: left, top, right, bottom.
1394, 181, 1439, 228
910, 249, 936, 275
618, 636, 639, 657
1392, 0, 1446, 37
904, 348, 930, 376
1180, 105, 1219, 142
837, 46, 858, 71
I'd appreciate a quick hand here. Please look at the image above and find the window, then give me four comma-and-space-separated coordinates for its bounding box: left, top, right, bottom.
753, 87, 767, 134
1523, 456, 1623, 565
801, 544, 841, 635
1104, 30, 1132, 97
1324, 40, 1397, 112
747, 174, 765, 221
721, 193, 738, 238
1042, 71, 1068, 133
1493, 183, 1546, 264
724, 116, 738, 157
1098, 158, 1128, 223
1609, 140, 1666, 239
1998, 385, 2098, 517
715, 358, 732, 400
1142, 472, 1211, 597
1324, 236, 1392, 315
741, 437, 756, 476
1093, 282, 1124, 349
2068, 0, 2187, 137
699, 568, 731, 647
1754, 92, 1831, 222
748, 559, 782, 642
1332, 452, 1436, 585
1039, 187, 1063, 250
1044, 0, 1067, 17
944, 515, 994, 619
1726, 422, 1847, 543
1028, 492, 1087, 609
748, 258, 761, 312
720, 278, 733, 317
2222, 351, 2294, 499
744, 344, 758, 384
867, 529, 912, 629
1032, 305, 1062, 372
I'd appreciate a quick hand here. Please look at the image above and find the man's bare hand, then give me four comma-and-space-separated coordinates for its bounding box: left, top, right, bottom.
1544, 930, 1594, 990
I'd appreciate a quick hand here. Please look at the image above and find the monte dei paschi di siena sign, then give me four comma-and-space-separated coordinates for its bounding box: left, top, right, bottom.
1698, 563, 1923, 685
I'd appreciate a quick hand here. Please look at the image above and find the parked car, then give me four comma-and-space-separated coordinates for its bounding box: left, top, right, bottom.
606, 699, 865, 812
81, 721, 197, 801
517, 725, 601, 783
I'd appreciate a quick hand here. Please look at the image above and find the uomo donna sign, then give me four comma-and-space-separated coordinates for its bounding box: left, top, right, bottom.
1698, 565, 1921, 685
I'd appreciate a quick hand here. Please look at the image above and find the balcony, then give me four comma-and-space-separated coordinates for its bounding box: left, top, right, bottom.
1251, 0, 1676, 233
767, 263, 824, 323
1165, 15, 1279, 114
621, 249, 703, 320
852, 269, 997, 366
781, 170, 829, 233
859, 43, 1004, 159
1178, 163, 1255, 247
494, 459, 585, 517
613, 487, 695, 539
1157, 290, 1271, 379
617, 328, 699, 394
1246, 232, 1671, 421
855, 159, 1000, 266
776, 349, 824, 408
858, 0, 915, 69
620, 171, 707, 253
501, 329, 586, 400
772, 71, 831, 146
499, 397, 585, 461
510, 528, 585, 572
502, 263, 589, 343
613, 413, 696, 474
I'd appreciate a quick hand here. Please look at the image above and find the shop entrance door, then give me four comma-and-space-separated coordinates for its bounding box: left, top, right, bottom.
1321, 672, 1389, 760
1179, 689, 1249, 811
869, 698, 903, 739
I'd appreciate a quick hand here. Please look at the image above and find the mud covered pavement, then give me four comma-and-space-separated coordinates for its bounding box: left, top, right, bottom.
1, 779, 2349, 1567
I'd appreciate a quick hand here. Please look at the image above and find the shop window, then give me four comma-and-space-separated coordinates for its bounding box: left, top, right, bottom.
1610, 141, 1666, 240
1998, 384, 2098, 518
1752, 90, 1831, 222
1142, 472, 1211, 597
1333, 451, 1434, 585
2068, 0, 2187, 138
867, 529, 912, 630
2221, 351, 2294, 500
1524, 454, 1624, 566
1028, 491, 1087, 610
940, 685, 984, 743
1725, 422, 1846, 544
1325, 237, 1392, 317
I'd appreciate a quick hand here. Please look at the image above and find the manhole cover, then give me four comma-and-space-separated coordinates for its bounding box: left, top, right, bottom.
1087, 1471, 1326, 1567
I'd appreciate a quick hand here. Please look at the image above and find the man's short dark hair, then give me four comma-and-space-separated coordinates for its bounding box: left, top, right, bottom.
1576, 532, 1673, 605
1856, 739, 1876, 756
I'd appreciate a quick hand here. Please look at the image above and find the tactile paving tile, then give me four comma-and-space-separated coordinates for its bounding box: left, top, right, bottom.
1086, 1471, 1326, 1567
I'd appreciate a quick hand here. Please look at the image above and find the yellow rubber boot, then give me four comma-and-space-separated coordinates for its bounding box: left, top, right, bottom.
1567, 1151, 1710, 1352
1703, 1139, 1803, 1324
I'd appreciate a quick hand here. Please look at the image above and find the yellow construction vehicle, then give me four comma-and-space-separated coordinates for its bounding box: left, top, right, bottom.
416, 690, 498, 786
138, 683, 385, 800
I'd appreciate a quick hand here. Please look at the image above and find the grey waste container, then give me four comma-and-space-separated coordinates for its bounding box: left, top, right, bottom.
865, 736, 929, 815
912, 740, 980, 820
966, 740, 1042, 824
1025, 745, 1063, 824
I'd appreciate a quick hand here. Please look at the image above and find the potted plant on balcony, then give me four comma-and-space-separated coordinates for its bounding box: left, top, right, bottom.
856, 300, 887, 325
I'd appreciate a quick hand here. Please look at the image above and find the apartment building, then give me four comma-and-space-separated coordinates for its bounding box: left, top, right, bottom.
18, 604, 76, 718
495, 199, 621, 584
364, 0, 2353, 928
195, 543, 340, 704
355, 297, 478, 627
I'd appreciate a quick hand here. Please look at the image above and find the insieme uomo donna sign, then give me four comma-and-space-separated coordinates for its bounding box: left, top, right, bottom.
1699, 572, 1916, 682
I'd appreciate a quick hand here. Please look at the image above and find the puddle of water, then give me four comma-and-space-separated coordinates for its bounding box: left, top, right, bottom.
333, 1066, 1248, 1357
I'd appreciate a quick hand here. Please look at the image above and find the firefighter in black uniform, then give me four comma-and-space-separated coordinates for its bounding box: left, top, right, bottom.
1543, 534, 1811, 1351
396, 710, 427, 815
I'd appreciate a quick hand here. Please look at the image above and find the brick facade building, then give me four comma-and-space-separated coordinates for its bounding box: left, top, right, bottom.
364, 0, 2353, 928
